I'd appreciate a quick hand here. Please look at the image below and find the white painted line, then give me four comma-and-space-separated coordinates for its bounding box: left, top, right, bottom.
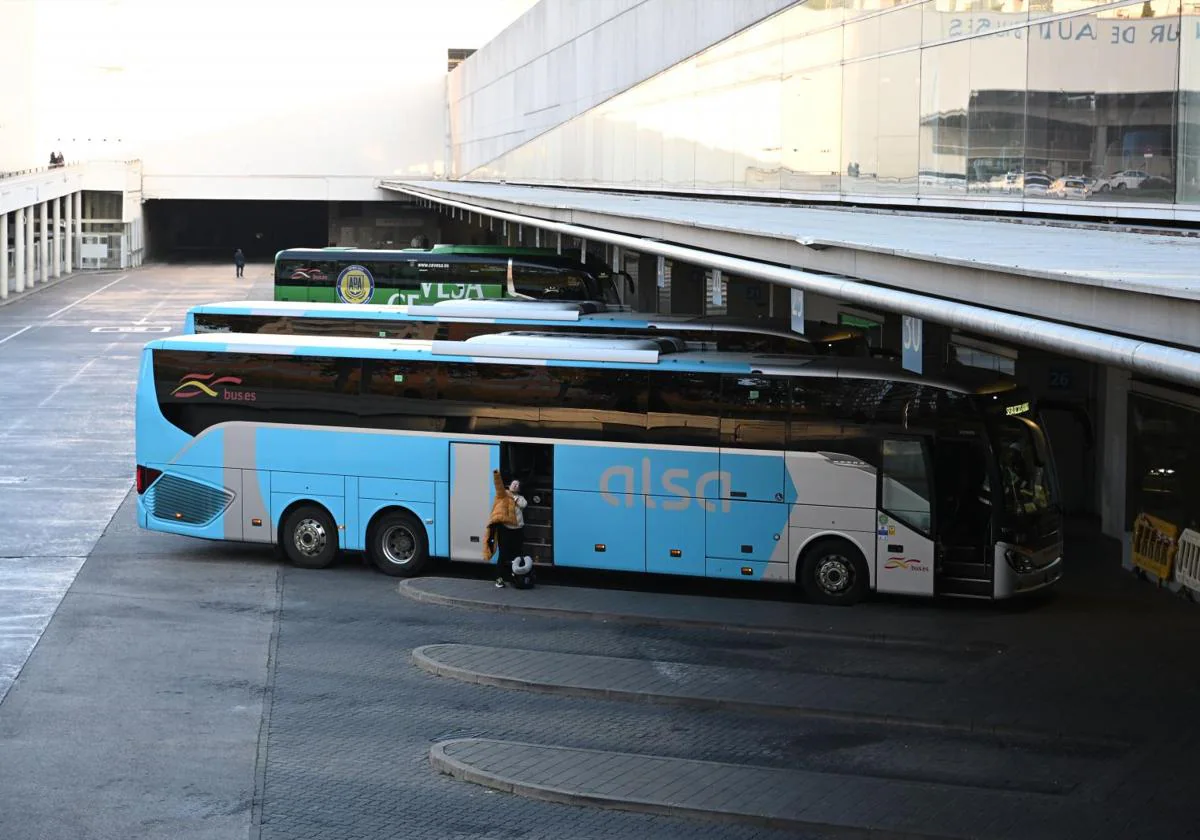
46, 274, 129, 319
0, 325, 32, 346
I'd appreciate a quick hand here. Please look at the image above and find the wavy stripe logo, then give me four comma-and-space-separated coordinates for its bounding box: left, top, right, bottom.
172, 373, 243, 399
884, 557, 919, 570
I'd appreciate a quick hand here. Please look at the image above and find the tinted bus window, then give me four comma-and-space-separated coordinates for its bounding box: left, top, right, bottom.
720, 375, 790, 449
437, 363, 550, 436
646, 371, 720, 445
362, 360, 443, 431
542, 369, 648, 442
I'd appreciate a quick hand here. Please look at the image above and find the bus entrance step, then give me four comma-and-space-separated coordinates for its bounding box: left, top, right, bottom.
936, 576, 993, 598
939, 560, 990, 579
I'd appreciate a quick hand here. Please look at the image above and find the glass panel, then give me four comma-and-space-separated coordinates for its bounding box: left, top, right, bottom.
1179, 5, 1200, 201
966, 28, 1028, 196
919, 40, 972, 196
730, 18, 783, 194
659, 67, 698, 191
847, 52, 920, 197
1026, 1, 1180, 204
882, 439, 932, 533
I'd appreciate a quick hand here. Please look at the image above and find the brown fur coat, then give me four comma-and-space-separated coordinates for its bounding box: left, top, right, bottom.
483, 469, 518, 560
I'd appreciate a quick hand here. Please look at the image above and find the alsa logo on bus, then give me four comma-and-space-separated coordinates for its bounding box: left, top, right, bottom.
599, 459, 732, 512
385, 282, 498, 306
171, 373, 257, 401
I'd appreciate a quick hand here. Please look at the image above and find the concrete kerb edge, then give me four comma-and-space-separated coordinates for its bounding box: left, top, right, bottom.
428, 738, 963, 840
396, 578, 1004, 656
409, 645, 1127, 751
0, 269, 115, 309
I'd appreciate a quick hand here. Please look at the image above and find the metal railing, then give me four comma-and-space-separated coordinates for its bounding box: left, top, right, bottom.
0, 161, 77, 180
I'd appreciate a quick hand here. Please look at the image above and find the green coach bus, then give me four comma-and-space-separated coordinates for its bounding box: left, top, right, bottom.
274, 246, 628, 306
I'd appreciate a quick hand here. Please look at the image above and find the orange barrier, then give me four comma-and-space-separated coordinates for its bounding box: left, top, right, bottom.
1131, 513, 1178, 583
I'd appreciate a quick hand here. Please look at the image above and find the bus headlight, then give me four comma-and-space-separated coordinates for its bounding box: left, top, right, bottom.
1005, 548, 1033, 573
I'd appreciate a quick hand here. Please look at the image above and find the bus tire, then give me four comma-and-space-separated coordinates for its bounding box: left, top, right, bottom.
800, 538, 868, 606
281, 504, 338, 570
367, 510, 429, 578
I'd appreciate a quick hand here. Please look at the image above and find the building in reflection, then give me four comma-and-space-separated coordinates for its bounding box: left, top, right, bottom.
451, 0, 1200, 208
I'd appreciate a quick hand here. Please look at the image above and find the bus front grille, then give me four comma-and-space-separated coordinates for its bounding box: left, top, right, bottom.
147, 474, 234, 526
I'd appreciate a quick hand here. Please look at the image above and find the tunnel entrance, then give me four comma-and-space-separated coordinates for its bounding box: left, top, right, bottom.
144, 199, 329, 262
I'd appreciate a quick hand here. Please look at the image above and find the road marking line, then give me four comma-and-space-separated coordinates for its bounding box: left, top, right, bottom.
46, 274, 129, 319
0, 325, 32, 346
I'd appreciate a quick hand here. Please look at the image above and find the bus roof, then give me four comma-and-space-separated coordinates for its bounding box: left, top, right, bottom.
276, 245, 610, 267
149, 331, 1014, 396
185, 299, 848, 345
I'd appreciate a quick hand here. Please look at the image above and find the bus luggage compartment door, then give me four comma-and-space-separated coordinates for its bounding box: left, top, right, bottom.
449, 442, 500, 563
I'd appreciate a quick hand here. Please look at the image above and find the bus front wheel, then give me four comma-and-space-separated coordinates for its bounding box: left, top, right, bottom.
800, 539, 868, 606
367, 510, 429, 578
281, 504, 338, 570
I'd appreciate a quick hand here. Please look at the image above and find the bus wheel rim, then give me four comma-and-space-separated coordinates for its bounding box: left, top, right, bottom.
382, 525, 416, 565
294, 519, 327, 557
817, 555, 853, 594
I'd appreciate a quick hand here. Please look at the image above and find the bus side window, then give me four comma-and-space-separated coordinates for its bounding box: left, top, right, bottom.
881, 439, 932, 534
719, 375, 790, 449
646, 371, 720, 446
542, 368, 648, 442
361, 360, 441, 431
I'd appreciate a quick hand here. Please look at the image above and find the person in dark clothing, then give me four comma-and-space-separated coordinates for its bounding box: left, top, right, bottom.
234, 248, 245, 278
495, 479, 527, 588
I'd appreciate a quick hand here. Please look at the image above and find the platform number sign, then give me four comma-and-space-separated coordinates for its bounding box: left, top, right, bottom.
902, 316, 923, 374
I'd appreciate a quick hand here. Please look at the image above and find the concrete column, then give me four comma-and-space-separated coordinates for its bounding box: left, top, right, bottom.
14, 208, 25, 294
51, 197, 61, 278
669, 261, 705, 316
39, 201, 49, 285
1098, 366, 1130, 543
1, 212, 8, 300
65, 192, 74, 273
25, 204, 35, 287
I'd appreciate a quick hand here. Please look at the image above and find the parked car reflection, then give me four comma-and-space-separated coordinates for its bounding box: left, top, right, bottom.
1047, 177, 1092, 199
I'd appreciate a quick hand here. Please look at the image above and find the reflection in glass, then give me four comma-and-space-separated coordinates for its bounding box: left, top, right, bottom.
1178, 6, 1200, 201
1026, 0, 1179, 203
919, 40, 971, 195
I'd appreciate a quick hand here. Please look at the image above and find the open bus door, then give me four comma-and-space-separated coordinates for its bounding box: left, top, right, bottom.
874, 438, 936, 597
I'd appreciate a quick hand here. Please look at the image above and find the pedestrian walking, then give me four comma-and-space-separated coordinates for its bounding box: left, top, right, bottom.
234, 248, 245, 278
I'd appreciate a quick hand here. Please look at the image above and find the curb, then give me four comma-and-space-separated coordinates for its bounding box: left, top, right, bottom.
429, 738, 965, 840
410, 645, 1127, 750
397, 578, 1005, 656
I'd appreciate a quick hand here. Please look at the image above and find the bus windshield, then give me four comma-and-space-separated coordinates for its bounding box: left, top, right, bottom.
995, 416, 1056, 518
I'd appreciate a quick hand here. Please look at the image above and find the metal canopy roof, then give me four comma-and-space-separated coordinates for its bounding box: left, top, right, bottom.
383, 180, 1200, 302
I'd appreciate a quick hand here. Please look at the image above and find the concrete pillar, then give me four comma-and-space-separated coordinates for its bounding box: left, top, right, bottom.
1098, 366, 1130, 543
14, 208, 25, 294
65, 192, 74, 273
51, 197, 61, 279
25, 204, 35, 287
0, 212, 8, 300
669, 261, 705, 316
635, 253, 659, 313
39, 201, 49, 285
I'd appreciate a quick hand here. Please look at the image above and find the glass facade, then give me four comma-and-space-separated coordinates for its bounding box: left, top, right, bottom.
457, 0, 1200, 210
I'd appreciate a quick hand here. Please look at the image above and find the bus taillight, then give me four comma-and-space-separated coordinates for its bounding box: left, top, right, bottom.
136, 465, 162, 494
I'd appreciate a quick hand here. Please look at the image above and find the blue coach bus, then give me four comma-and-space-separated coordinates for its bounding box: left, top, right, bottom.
182, 299, 874, 357
134, 331, 1061, 605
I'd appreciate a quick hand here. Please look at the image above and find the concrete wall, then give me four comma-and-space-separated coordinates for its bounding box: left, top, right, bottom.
448, 0, 796, 177
31, 0, 536, 201
0, 0, 37, 172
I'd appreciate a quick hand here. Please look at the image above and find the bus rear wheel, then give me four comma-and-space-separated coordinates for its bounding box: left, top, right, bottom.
801, 539, 868, 606
368, 510, 429, 578
281, 504, 338, 570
